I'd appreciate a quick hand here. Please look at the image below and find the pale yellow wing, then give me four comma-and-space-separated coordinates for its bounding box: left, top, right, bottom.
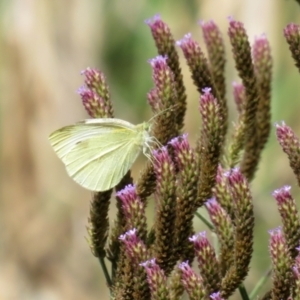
65, 134, 141, 191
49, 119, 144, 191
50, 118, 137, 159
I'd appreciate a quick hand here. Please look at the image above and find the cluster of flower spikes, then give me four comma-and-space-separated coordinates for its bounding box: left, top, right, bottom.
77, 13, 300, 300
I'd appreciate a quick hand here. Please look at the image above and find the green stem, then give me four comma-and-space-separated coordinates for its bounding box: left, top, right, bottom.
99, 257, 112, 287
249, 268, 272, 299
239, 283, 250, 300
195, 211, 214, 230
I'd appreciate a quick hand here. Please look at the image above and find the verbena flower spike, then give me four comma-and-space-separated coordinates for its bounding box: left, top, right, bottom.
189, 232, 221, 295
284, 23, 300, 72
178, 261, 206, 300
140, 258, 170, 300
269, 228, 293, 299
50, 8, 300, 299
146, 14, 187, 131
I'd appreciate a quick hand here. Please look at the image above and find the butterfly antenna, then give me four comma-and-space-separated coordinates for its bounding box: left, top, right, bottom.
148, 103, 179, 124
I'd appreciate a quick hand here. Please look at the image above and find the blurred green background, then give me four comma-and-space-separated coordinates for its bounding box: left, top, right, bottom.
1, 0, 300, 299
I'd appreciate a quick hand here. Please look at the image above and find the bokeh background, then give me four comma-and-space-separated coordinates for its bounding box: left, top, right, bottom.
1, 0, 300, 299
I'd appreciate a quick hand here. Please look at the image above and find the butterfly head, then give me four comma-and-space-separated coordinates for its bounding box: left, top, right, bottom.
139, 122, 161, 162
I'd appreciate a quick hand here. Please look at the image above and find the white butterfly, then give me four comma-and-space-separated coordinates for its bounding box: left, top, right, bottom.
49, 118, 156, 191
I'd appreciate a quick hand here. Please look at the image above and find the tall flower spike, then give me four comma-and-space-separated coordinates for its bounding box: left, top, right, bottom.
152, 147, 177, 275
200, 20, 228, 133
272, 186, 300, 258
112, 255, 135, 300
284, 23, 300, 72
140, 258, 170, 300
80, 67, 113, 118
137, 55, 178, 201
213, 165, 235, 221
169, 266, 185, 300
189, 232, 221, 295
177, 34, 216, 95
169, 134, 198, 261
119, 229, 150, 299
148, 56, 175, 109
148, 55, 178, 141
196, 88, 224, 207
117, 185, 148, 241
252, 34, 272, 154
206, 198, 234, 276
269, 228, 293, 300
276, 122, 300, 186
200, 20, 226, 99
178, 261, 206, 300
146, 15, 187, 131
119, 229, 149, 264
228, 18, 260, 181
221, 168, 254, 298
87, 190, 112, 259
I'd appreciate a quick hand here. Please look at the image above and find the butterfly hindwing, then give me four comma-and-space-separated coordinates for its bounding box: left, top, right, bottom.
65, 130, 141, 191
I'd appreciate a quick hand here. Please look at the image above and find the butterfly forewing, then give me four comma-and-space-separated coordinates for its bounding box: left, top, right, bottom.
50, 118, 137, 159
